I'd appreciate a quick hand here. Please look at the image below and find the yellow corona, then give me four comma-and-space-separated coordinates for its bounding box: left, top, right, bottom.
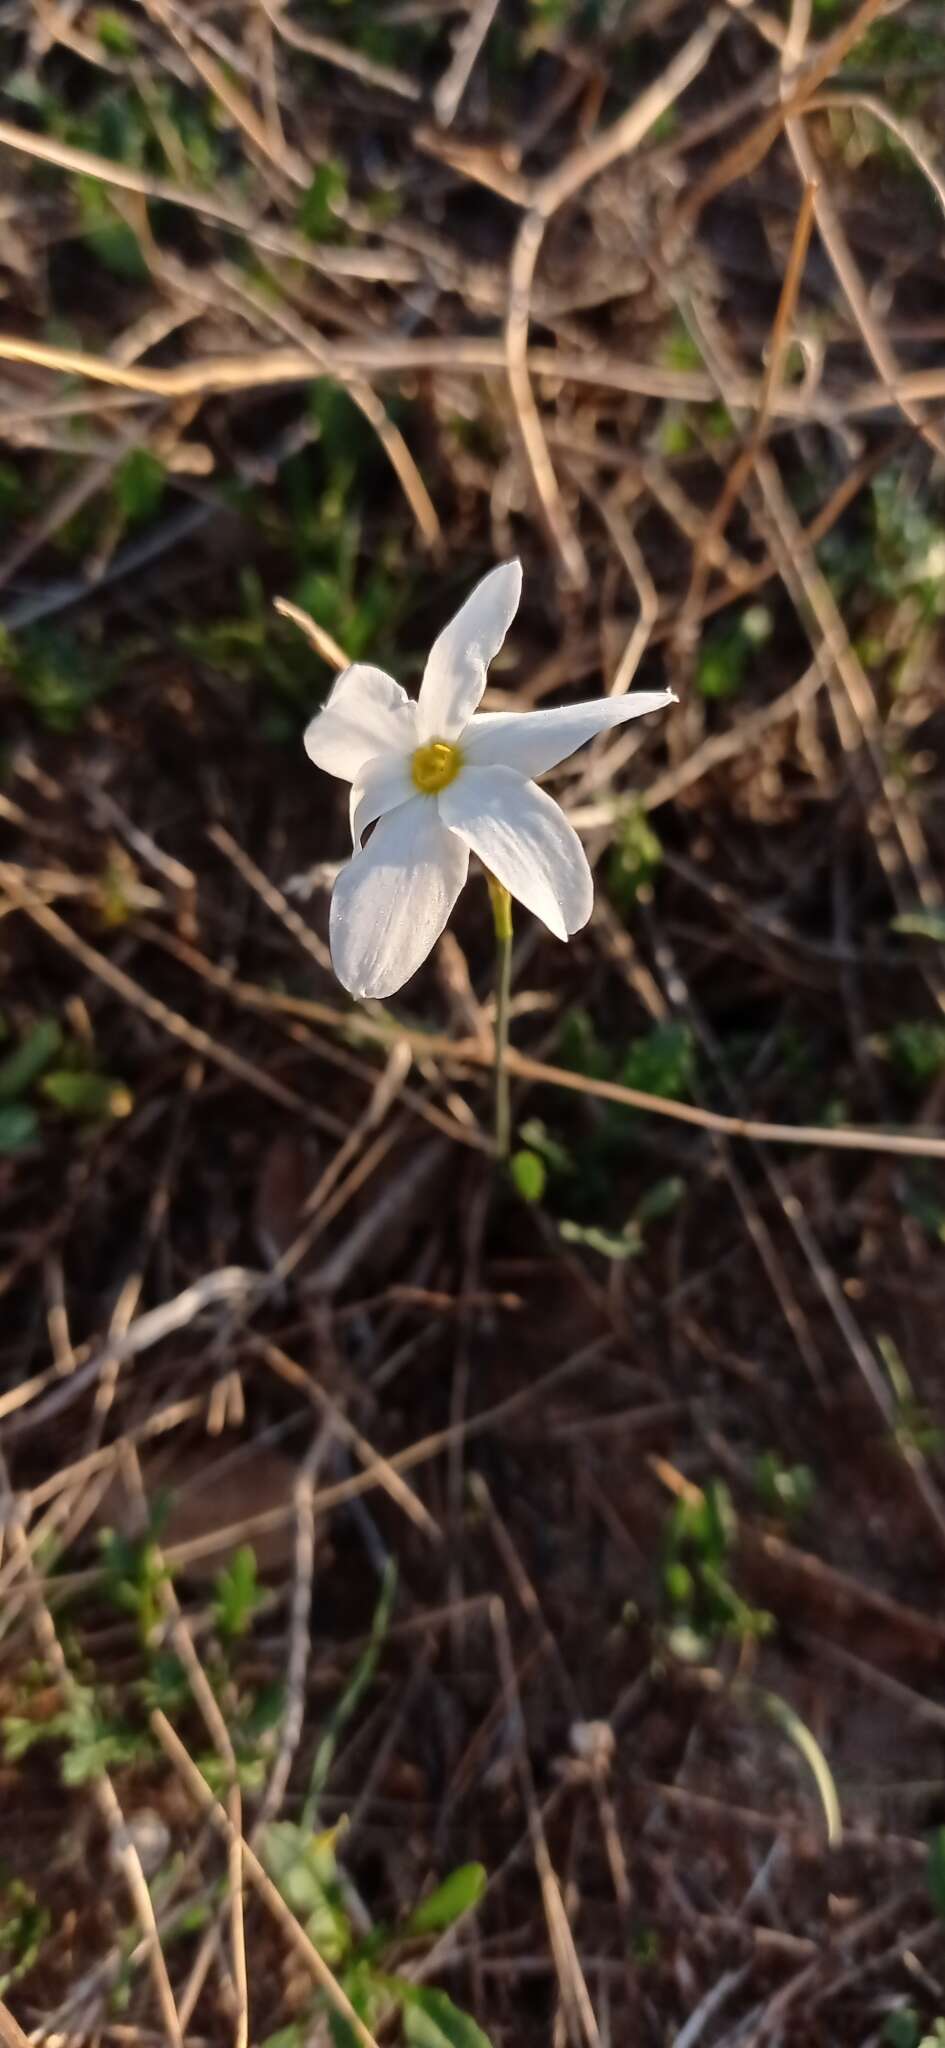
411, 739, 462, 795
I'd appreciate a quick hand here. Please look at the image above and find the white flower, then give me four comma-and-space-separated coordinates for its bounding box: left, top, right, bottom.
303, 561, 675, 999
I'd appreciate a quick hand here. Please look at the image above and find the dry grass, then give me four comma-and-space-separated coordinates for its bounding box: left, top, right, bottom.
3, 0, 945, 2043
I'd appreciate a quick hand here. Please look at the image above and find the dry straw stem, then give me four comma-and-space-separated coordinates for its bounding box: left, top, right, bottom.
0, 1476, 185, 2048
0, 2002, 32, 2048
678, 178, 819, 658
505, 11, 726, 584
4, 847, 944, 1164
0, 117, 415, 280
8, 319, 945, 426
678, 0, 892, 223
490, 1598, 602, 2047
150, 1711, 382, 2048
0, 860, 320, 1121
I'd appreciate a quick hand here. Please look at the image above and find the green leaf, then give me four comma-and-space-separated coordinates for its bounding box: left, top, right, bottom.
0, 1877, 51, 1996
93, 8, 137, 53
887, 1021, 945, 1088
557, 1006, 611, 1079
76, 177, 147, 281
517, 1118, 573, 1176
401, 1986, 493, 2048
927, 1826, 945, 1917
510, 1149, 545, 1203
559, 1219, 641, 1261
882, 2012, 922, 2048
893, 912, 945, 944
404, 1864, 486, 1937
754, 1453, 815, 1520
259, 1823, 351, 1966
619, 1022, 695, 1103
213, 1545, 262, 1640
303, 1559, 396, 1825
298, 161, 347, 241
114, 449, 165, 526
757, 1690, 841, 1847
328, 2017, 363, 2048
634, 1175, 684, 1227
0, 1104, 39, 1154
0, 1018, 61, 1101
607, 803, 662, 910
41, 1071, 133, 1119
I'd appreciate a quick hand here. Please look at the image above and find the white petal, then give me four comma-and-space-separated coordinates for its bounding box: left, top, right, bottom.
349, 752, 415, 849
304, 664, 417, 782
418, 560, 522, 742
462, 690, 675, 781
440, 766, 591, 940
330, 796, 469, 999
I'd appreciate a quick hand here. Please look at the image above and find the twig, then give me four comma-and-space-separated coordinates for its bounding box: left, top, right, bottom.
433, 0, 501, 127
0, 862, 318, 1119
678, 0, 892, 222
506, 12, 725, 583
150, 1714, 382, 2048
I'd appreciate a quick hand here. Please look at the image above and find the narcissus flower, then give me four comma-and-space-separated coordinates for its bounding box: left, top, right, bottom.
304, 561, 674, 998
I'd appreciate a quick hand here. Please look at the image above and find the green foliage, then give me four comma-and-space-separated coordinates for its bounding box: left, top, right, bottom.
400, 1986, 492, 2048
75, 176, 147, 282
114, 449, 166, 527
697, 606, 772, 701
299, 161, 348, 241
882, 2017, 945, 2048
261, 1823, 352, 1966
662, 1480, 773, 1657
894, 911, 945, 945
878, 1335, 944, 1454
510, 1148, 546, 1202
886, 1021, 945, 1089
661, 317, 703, 371
41, 1070, 133, 1120
607, 803, 662, 911
0, 1012, 131, 1142
0, 1104, 40, 1154
517, 1118, 573, 1177
844, 16, 945, 76
93, 8, 138, 54
259, 1831, 492, 2047
659, 412, 694, 458
3, 1681, 150, 1784
213, 1545, 264, 1640
5, 624, 112, 732
303, 1560, 396, 1827
0, 1019, 61, 1102
0, 1878, 50, 1996
99, 1521, 170, 1646
619, 1022, 695, 1102
0, 1018, 63, 1150
257, 1566, 490, 2045
754, 1452, 815, 1521
559, 1218, 640, 1261
402, 1865, 486, 1937
560, 1176, 683, 1262
883, 2016, 925, 2048
820, 469, 945, 622
557, 1005, 611, 1080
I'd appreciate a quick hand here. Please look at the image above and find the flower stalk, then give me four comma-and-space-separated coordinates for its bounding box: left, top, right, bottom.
487, 872, 513, 1162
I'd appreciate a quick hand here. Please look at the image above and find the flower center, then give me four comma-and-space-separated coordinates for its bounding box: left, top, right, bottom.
411, 738, 462, 795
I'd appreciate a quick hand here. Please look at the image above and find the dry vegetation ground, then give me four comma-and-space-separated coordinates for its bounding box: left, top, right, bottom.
3, 0, 945, 2042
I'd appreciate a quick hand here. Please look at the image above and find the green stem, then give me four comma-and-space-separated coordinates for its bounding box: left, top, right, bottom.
487, 874, 513, 1162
